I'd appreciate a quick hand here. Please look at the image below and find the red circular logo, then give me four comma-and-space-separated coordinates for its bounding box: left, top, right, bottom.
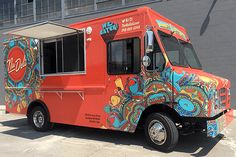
7, 47, 27, 82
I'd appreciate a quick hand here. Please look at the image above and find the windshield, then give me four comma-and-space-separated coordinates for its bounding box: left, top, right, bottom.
180, 41, 202, 69
159, 31, 202, 69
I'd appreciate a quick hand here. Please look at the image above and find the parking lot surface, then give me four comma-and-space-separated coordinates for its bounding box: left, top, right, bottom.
0, 113, 236, 157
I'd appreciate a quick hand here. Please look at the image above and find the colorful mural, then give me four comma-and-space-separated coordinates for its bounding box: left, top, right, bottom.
105, 66, 229, 133
104, 75, 146, 131
207, 109, 233, 137
156, 20, 187, 40
4, 37, 43, 113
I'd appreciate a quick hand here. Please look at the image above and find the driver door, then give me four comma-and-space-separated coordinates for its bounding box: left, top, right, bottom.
144, 32, 173, 105
105, 37, 145, 132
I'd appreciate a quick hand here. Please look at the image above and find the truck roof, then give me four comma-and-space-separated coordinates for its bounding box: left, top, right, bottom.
4, 6, 188, 41
69, 6, 187, 38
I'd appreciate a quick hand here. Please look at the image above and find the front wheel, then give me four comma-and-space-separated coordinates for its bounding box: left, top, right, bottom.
28, 106, 52, 131
144, 113, 179, 152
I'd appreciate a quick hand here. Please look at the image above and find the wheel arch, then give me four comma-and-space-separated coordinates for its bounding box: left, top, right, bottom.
137, 103, 181, 129
27, 100, 51, 121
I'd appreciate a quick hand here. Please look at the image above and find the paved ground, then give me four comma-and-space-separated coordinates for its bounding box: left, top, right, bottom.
0, 114, 236, 157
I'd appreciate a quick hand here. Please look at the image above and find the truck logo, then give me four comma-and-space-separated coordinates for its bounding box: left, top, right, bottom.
6, 47, 27, 82
100, 21, 119, 42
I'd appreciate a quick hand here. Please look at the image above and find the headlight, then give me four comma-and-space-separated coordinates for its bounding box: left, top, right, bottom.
214, 90, 218, 100
228, 88, 231, 96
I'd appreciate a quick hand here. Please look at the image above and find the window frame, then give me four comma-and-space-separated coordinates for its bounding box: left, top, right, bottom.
158, 30, 189, 68
145, 33, 166, 73
40, 29, 86, 77
107, 37, 141, 75
179, 39, 202, 70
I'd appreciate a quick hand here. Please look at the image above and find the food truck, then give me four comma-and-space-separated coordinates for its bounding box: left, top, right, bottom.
3, 7, 233, 152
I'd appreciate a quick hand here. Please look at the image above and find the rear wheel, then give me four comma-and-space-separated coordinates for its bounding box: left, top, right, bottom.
28, 106, 52, 131
144, 113, 179, 152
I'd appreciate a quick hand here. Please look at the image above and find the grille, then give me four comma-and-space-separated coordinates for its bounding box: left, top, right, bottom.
220, 88, 226, 94
219, 88, 227, 105
219, 88, 227, 106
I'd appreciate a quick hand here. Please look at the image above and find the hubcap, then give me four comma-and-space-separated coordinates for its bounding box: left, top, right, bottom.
148, 120, 167, 145
33, 111, 44, 128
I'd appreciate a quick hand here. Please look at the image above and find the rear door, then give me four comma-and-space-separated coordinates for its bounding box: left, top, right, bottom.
5, 22, 87, 123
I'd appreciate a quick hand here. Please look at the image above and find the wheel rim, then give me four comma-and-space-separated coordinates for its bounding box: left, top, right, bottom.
33, 111, 45, 128
148, 120, 167, 145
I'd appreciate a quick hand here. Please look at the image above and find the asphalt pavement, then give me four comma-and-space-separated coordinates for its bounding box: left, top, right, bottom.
0, 113, 236, 157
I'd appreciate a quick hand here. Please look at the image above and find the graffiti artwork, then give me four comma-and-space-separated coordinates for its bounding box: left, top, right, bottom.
104, 75, 145, 131
4, 37, 43, 113
105, 66, 228, 132
156, 20, 187, 40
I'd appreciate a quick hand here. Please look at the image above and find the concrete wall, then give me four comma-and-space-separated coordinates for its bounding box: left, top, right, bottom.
1, 0, 236, 108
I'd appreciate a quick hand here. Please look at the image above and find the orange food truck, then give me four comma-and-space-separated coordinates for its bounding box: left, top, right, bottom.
3, 7, 233, 152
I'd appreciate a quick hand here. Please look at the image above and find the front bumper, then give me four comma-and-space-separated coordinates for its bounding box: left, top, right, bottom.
207, 109, 234, 138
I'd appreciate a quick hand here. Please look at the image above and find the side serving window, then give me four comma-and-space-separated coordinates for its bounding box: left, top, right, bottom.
41, 31, 85, 75
107, 38, 140, 75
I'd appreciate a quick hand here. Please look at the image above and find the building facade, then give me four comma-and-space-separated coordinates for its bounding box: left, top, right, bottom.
1, 0, 236, 108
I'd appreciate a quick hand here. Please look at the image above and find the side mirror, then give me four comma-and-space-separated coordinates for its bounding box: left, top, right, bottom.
145, 30, 154, 53
142, 55, 151, 67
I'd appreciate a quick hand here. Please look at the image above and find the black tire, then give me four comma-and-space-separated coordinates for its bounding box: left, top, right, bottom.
28, 106, 52, 132
144, 113, 179, 152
